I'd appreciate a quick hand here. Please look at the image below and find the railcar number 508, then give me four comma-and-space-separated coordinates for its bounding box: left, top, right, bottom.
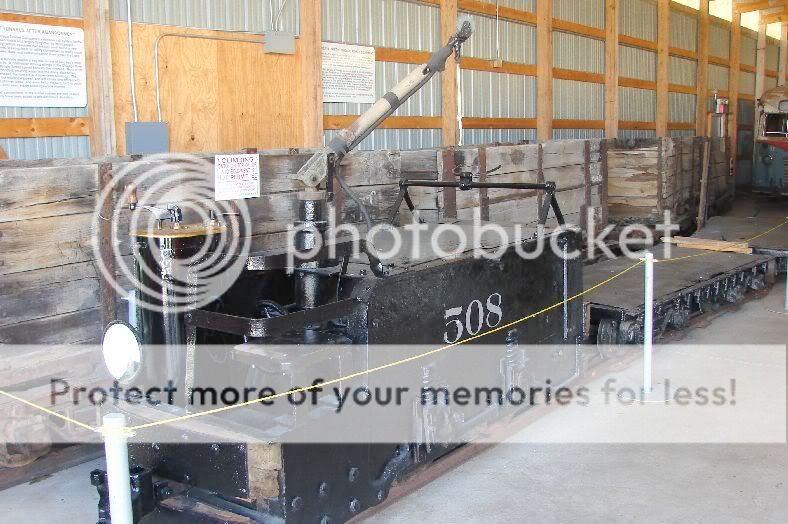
443, 293, 503, 344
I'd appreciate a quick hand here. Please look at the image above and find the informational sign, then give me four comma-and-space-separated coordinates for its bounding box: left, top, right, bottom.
0, 21, 87, 107
214, 154, 261, 201
322, 42, 376, 104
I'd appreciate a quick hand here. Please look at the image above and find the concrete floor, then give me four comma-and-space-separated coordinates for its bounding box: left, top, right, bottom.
1, 195, 786, 523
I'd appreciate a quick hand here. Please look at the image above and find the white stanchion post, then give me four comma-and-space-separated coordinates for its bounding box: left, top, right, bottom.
102, 413, 133, 524
643, 251, 654, 394
784, 265, 787, 312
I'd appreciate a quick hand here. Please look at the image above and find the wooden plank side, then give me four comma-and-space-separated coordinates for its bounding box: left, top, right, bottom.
0, 308, 101, 345
0, 213, 95, 276
0, 164, 98, 222
0, 265, 99, 328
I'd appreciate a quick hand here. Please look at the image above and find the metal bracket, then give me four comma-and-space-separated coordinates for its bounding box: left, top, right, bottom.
391, 179, 566, 228
290, 152, 329, 190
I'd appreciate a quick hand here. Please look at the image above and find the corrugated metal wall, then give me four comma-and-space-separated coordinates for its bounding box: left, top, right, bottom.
110, 0, 299, 34
0, 0, 81, 17
620, 0, 656, 41
618, 0, 657, 141
709, 22, 729, 59
0, 0, 779, 159
708, 64, 729, 91
739, 71, 755, 96
463, 14, 535, 63
670, 8, 697, 52
552, 0, 604, 139
766, 42, 779, 71
619, 45, 656, 81
554, 0, 603, 29
0, 0, 87, 159
740, 33, 756, 67
322, 0, 440, 149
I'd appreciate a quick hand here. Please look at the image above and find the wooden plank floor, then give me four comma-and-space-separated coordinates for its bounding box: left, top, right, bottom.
693, 216, 788, 254
583, 245, 771, 312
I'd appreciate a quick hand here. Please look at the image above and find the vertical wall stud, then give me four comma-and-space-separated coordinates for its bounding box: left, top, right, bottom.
696, 0, 709, 137
656, 0, 670, 138
536, 0, 553, 141
780, 23, 788, 86
756, 20, 767, 100
441, 0, 459, 146
605, 0, 619, 139
83, 0, 116, 155
729, 10, 742, 173
300, 0, 323, 147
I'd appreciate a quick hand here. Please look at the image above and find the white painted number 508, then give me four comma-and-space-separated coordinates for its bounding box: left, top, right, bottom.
443, 293, 503, 344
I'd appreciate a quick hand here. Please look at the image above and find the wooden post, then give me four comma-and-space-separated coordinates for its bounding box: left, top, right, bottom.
780, 23, 788, 86
536, 0, 553, 141
656, 0, 670, 138
440, 0, 459, 146
300, 0, 323, 147
698, 113, 712, 229
83, 0, 116, 156
729, 10, 742, 171
756, 20, 767, 99
605, 0, 619, 138
696, 0, 709, 137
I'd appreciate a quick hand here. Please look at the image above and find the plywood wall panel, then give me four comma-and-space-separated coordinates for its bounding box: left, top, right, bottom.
110, 22, 307, 154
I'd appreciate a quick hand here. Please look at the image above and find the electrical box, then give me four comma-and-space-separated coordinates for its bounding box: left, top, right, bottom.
125, 122, 170, 154
263, 31, 296, 55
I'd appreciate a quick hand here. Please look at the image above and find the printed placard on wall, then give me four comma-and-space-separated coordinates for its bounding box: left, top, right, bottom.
322, 42, 376, 104
214, 154, 261, 201
0, 21, 87, 107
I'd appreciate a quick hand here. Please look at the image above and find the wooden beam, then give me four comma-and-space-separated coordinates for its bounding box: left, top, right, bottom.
324, 115, 442, 130
553, 18, 605, 40
536, 0, 552, 141
709, 55, 730, 67
619, 34, 658, 51
299, 0, 323, 147
763, 13, 788, 24
463, 117, 537, 129
462, 57, 537, 76
605, 0, 619, 138
620, 120, 657, 130
552, 119, 605, 129
656, 0, 670, 137
553, 68, 604, 83
619, 77, 655, 90
324, 115, 695, 132
441, 0, 459, 146
375, 48, 430, 64
734, 0, 785, 14
0, 12, 82, 27
729, 11, 742, 163
756, 19, 767, 100
0, 118, 91, 138
697, 0, 710, 136
780, 22, 788, 86
83, 0, 116, 156
670, 47, 697, 61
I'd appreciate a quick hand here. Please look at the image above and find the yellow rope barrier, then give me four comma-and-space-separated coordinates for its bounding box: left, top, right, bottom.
0, 220, 784, 434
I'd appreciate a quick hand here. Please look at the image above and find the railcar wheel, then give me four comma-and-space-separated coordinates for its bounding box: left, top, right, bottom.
597, 319, 627, 359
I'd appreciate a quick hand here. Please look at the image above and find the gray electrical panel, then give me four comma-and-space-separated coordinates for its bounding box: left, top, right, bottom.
125, 122, 170, 154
